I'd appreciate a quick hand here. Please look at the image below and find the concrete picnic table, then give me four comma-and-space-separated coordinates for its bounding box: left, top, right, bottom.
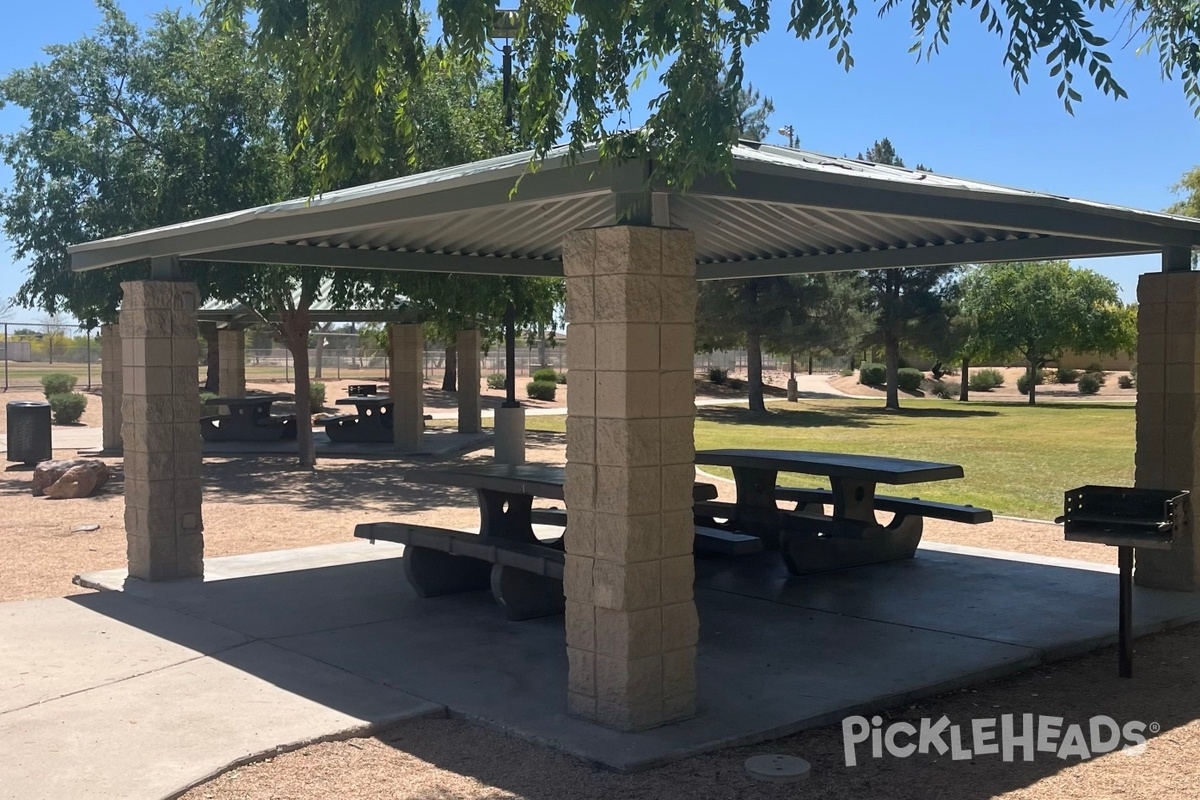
694, 448, 991, 574
354, 464, 724, 620
326, 394, 394, 443
200, 393, 297, 442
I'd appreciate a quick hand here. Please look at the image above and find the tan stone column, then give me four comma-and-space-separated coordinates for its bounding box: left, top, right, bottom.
217, 328, 246, 398
562, 226, 698, 730
457, 328, 482, 434
119, 281, 203, 581
100, 323, 123, 451
389, 323, 424, 451
1135, 269, 1200, 590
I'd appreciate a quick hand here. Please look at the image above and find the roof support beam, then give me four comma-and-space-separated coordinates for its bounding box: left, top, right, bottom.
188, 244, 564, 277
691, 169, 1200, 249
695, 235, 1155, 280
1163, 245, 1193, 272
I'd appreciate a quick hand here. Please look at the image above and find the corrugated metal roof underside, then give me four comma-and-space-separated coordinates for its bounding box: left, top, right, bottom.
68, 141, 1200, 275
260, 197, 1046, 265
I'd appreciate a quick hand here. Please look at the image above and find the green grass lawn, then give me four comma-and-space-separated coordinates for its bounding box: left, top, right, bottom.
524, 398, 1135, 521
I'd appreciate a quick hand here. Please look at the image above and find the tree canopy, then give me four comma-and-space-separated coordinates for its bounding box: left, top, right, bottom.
960, 261, 1136, 404
205, 0, 1194, 188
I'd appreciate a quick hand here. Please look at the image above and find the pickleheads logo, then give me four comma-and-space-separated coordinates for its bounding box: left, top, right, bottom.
842, 714, 1155, 766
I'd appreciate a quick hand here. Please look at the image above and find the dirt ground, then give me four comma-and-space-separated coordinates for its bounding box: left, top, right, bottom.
4, 427, 1193, 800
831, 367, 1137, 401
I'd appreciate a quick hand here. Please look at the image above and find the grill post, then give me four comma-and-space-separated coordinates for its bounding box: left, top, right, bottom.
1119, 545, 1133, 678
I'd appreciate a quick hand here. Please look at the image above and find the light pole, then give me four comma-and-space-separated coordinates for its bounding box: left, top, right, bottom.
778, 125, 798, 149
491, 7, 526, 464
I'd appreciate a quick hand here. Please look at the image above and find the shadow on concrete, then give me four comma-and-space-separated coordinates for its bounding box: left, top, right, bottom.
70, 542, 1200, 777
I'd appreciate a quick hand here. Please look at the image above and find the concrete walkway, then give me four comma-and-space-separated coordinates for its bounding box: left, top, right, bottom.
4, 538, 1199, 798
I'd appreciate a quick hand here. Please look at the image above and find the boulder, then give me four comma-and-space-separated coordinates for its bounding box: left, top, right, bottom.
33, 459, 110, 499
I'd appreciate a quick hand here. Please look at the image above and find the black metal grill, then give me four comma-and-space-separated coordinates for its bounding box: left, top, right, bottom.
1058, 485, 1188, 549
347, 384, 379, 397
1057, 485, 1190, 678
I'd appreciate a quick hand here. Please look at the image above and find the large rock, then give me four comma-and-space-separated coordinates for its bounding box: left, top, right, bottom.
33, 459, 110, 499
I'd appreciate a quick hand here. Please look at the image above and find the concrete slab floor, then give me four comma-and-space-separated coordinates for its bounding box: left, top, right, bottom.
69, 539, 1200, 776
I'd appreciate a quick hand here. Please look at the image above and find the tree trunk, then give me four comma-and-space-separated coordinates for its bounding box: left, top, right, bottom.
537, 325, 547, 368
1028, 361, 1038, 406
441, 342, 457, 392
313, 322, 332, 379
959, 357, 969, 402
200, 323, 219, 393
884, 330, 901, 411
807, 353, 813, 375
280, 310, 315, 468
746, 329, 766, 414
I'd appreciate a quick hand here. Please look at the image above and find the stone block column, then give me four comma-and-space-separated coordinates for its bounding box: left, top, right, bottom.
562, 225, 699, 730
217, 328, 246, 399
457, 328, 482, 434
100, 323, 123, 451
389, 323, 424, 451
1135, 269, 1200, 590
119, 281, 203, 581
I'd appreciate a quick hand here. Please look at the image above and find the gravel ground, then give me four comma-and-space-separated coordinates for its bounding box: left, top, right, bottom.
4, 426, 1190, 800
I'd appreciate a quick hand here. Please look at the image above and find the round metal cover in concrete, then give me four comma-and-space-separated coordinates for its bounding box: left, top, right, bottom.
744, 754, 811, 782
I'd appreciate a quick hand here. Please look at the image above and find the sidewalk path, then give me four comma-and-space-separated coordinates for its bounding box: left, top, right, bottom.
0, 545, 439, 800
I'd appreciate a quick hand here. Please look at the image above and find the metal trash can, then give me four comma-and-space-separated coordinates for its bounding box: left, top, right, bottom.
6, 401, 52, 465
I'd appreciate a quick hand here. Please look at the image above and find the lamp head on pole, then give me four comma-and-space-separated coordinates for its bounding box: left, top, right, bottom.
491, 8, 521, 41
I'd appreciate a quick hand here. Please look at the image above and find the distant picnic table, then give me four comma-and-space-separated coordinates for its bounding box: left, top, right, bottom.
201, 394, 296, 442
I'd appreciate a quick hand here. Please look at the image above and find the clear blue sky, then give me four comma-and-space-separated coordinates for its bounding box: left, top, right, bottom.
1, 0, 1196, 319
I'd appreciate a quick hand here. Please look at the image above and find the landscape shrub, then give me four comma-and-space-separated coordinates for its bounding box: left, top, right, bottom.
931, 380, 960, 399
968, 368, 1005, 392
486, 373, 507, 390
1130, 362, 1138, 378
1055, 367, 1079, 384
199, 392, 217, 412
1078, 373, 1102, 395
1085, 362, 1106, 375
1086, 370, 1108, 386
308, 382, 326, 411
48, 392, 87, 425
526, 380, 557, 401
41, 373, 77, 398
556, 372, 567, 385
858, 362, 886, 386
1017, 370, 1047, 395
896, 368, 924, 392
728, 378, 745, 390
532, 368, 558, 383
707, 367, 728, 385
838, 368, 854, 377
1117, 374, 1135, 389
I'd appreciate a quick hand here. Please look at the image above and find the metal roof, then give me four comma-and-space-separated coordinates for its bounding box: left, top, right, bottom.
69, 142, 1200, 279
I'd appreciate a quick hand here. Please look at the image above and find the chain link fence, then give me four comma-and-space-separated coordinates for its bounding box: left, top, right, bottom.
0, 321, 100, 392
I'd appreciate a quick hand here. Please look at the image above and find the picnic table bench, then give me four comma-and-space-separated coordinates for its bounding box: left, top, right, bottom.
354, 464, 750, 620
694, 449, 992, 574
200, 394, 297, 442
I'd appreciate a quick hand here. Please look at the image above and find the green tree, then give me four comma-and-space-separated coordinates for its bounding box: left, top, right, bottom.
855, 140, 958, 410
698, 274, 867, 413
206, 0, 1179, 188
960, 261, 1136, 405
0, 2, 291, 327
735, 83, 775, 142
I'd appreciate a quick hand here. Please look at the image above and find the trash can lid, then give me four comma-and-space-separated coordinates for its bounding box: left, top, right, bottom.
7, 401, 51, 408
